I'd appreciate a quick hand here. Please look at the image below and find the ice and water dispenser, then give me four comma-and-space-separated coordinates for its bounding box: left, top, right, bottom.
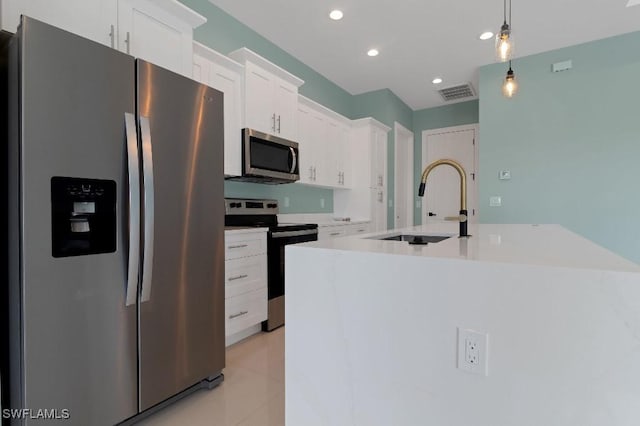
51, 176, 117, 257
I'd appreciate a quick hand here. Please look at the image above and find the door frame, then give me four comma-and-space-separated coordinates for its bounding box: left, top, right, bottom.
394, 121, 414, 228
421, 123, 479, 224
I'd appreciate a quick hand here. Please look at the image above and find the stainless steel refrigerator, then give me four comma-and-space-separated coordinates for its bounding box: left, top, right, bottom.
3, 17, 225, 425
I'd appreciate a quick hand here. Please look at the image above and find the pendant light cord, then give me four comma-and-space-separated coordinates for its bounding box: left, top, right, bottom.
503, 0, 507, 24
509, 0, 512, 27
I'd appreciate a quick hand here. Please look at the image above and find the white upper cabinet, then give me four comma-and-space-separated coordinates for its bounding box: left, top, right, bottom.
229, 48, 304, 141
297, 95, 351, 189
118, 0, 205, 76
1, 0, 116, 46
334, 118, 390, 230
1, 0, 205, 76
192, 42, 244, 177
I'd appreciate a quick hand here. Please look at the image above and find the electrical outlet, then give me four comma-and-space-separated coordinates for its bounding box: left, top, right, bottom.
457, 328, 489, 376
320, 198, 325, 208
284, 197, 290, 208
489, 196, 502, 207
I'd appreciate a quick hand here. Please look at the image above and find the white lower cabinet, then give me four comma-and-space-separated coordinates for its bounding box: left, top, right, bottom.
224, 229, 268, 346
225, 286, 267, 337
347, 222, 371, 236
318, 225, 347, 241
317, 222, 370, 241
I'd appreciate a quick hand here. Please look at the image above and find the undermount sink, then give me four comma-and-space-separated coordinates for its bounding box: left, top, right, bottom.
372, 234, 453, 245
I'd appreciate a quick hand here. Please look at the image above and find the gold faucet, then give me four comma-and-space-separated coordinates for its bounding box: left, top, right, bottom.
418, 158, 470, 238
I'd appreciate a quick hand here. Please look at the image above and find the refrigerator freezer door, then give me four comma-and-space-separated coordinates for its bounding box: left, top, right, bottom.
137, 60, 225, 411
14, 18, 138, 424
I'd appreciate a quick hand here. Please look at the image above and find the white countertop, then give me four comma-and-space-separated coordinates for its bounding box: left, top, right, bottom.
294, 223, 640, 272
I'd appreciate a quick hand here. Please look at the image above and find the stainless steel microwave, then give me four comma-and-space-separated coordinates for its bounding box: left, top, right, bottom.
230, 128, 300, 184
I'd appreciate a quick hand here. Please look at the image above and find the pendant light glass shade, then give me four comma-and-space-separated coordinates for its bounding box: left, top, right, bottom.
495, 22, 514, 62
502, 66, 517, 98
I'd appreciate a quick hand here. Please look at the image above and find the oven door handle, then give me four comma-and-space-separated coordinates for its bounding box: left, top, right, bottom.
289, 147, 297, 174
270, 229, 318, 239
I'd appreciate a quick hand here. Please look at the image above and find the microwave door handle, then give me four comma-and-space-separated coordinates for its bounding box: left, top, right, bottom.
289, 147, 297, 174
124, 113, 140, 306
140, 116, 155, 303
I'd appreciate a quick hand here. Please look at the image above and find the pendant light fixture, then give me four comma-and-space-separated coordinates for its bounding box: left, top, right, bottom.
502, 61, 518, 98
496, 0, 514, 62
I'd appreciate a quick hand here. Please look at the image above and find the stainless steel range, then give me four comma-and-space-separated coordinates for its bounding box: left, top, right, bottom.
225, 198, 318, 331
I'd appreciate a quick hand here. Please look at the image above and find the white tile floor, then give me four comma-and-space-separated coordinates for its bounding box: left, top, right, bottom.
139, 327, 285, 426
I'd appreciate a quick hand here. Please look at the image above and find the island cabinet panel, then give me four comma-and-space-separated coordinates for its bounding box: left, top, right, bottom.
286, 223, 640, 426
229, 48, 304, 141
192, 42, 243, 176
224, 229, 268, 346
1, 0, 205, 77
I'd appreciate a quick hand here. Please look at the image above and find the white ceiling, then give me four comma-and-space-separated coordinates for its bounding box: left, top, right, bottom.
209, 0, 640, 110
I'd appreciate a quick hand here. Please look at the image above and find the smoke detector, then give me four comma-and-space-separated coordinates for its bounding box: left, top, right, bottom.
437, 83, 476, 102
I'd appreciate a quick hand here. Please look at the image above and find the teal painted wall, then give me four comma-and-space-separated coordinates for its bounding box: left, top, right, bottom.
479, 31, 640, 263
178, 0, 349, 213
353, 89, 413, 229
412, 101, 479, 224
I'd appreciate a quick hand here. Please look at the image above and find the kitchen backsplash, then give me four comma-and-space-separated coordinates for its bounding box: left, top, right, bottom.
224, 181, 333, 214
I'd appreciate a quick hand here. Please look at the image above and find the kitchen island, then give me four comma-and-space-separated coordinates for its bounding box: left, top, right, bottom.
285, 224, 640, 426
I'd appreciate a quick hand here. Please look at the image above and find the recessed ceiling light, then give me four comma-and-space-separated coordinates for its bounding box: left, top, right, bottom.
329, 10, 344, 20
432, 78, 443, 84
479, 31, 494, 40
367, 49, 379, 57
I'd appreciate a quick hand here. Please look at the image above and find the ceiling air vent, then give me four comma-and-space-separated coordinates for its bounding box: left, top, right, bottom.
437, 83, 476, 102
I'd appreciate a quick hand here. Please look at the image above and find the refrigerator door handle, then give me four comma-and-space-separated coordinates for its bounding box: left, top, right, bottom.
124, 113, 140, 306
140, 116, 155, 303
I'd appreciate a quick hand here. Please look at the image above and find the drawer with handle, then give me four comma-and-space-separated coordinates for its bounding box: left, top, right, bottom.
318, 225, 347, 240
225, 255, 267, 299
224, 231, 267, 260
348, 223, 371, 236
225, 287, 268, 336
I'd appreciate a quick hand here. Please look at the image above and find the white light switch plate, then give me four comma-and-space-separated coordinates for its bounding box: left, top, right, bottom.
489, 196, 502, 207
499, 170, 511, 180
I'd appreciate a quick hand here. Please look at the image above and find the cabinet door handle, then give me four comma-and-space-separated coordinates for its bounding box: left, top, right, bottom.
272, 113, 276, 132
228, 244, 248, 249
228, 274, 248, 282
378, 175, 383, 187
125, 31, 131, 54
313, 167, 317, 181
330, 232, 341, 236
309, 166, 314, 180
229, 311, 249, 319
109, 24, 115, 48
277, 115, 281, 133
378, 191, 383, 202
357, 229, 365, 233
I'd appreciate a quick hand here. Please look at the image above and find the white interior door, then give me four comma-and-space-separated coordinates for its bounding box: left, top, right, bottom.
422, 125, 478, 224
394, 122, 414, 229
